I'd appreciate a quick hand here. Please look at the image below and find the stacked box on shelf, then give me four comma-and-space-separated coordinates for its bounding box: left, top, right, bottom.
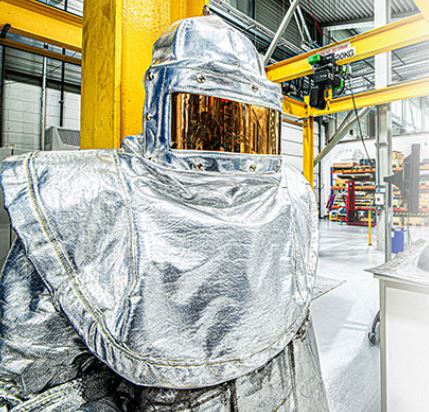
328, 162, 376, 226
328, 175, 348, 222
393, 159, 429, 226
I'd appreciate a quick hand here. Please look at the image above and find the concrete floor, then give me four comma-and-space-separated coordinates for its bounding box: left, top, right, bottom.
312, 221, 384, 412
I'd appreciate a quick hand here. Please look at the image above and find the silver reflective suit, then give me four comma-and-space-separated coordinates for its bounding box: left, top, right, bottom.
0, 16, 329, 411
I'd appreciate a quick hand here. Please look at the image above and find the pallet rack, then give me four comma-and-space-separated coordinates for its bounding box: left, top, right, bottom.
393, 161, 429, 226
328, 162, 429, 227
328, 165, 377, 226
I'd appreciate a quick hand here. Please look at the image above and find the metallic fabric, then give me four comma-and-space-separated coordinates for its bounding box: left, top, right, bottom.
0, 15, 328, 411
367, 239, 429, 284
143, 15, 284, 173
0, 239, 327, 411
0, 239, 122, 411
0, 143, 317, 389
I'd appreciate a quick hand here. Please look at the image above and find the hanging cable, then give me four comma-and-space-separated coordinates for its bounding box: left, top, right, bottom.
347, 77, 374, 166
305, 0, 336, 43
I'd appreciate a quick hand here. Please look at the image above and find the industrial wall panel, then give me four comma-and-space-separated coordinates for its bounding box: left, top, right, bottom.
7, 110, 39, 124
3, 81, 41, 149
281, 122, 320, 206
2, 80, 81, 150
63, 91, 81, 130
4, 99, 40, 115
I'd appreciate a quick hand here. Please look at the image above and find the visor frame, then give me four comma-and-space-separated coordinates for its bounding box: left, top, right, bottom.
170, 91, 282, 156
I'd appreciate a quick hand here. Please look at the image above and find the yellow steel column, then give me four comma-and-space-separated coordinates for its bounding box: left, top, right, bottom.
81, 0, 208, 149
368, 210, 372, 246
303, 117, 314, 188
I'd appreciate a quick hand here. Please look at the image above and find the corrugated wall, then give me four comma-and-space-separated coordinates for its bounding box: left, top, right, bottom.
255, 0, 302, 47
1, 46, 81, 150
2, 81, 80, 150
282, 121, 321, 207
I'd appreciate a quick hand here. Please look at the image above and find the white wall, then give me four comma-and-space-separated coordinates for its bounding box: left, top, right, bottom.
281, 122, 305, 171
2, 80, 81, 150
282, 121, 321, 205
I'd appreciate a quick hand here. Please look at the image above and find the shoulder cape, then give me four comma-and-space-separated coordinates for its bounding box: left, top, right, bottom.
0, 145, 317, 389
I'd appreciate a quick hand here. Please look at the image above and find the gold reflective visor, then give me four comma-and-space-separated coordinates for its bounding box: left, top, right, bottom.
171, 93, 281, 155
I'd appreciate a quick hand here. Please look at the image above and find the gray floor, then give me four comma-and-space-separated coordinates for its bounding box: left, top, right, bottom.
313, 221, 429, 412
312, 221, 384, 412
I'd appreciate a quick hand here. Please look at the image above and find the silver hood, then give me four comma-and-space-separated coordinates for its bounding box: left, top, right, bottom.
143, 15, 284, 173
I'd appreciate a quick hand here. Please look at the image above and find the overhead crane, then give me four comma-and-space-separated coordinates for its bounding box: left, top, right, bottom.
1, 0, 429, 185
266, 1, 429, 185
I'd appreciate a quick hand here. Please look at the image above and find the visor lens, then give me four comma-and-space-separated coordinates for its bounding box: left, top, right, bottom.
171, 93, 280, 155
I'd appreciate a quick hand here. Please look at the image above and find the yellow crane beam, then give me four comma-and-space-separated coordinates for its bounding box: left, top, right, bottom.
266, 13, 429, 83
0, 0, 82, 52
81, 0, 208, 149
282, 77, 429, 120
309, 77, 429, 117
282, 95, 307, 119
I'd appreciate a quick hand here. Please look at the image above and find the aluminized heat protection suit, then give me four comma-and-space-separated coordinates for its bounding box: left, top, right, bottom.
0, 16, 329, 411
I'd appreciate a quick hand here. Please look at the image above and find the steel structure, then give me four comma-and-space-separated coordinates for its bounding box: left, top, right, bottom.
267, 6, 429, 184
0, 38, 81, 65
312, 77, 429, 116
266, 13, 429, 82
415, 0, 429, 23
0, 0, 82, 51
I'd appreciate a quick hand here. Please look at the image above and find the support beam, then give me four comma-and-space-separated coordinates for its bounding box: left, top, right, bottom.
283, 118, 304, 127
303, 117, 314, 186
0, 0, 82, 52
263, 0, 301, 65
308, 77, 429, 117
266, 13, 429, 83
81, 0, 207, 149
374, 0, 392, 258
282, 76, 429, 118
314, 107, 370, 166
282, 95, 308, 118
0, 38, 81, 65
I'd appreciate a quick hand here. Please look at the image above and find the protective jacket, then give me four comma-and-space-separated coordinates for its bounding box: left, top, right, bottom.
0, 15, 329, 411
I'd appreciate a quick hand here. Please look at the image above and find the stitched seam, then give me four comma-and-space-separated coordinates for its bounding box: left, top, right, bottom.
13, 380, 82, 412
24, 153, 127, 353
112, 150, 138, 338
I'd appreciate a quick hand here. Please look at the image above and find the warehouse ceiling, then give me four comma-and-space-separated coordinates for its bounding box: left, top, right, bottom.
1, 0, 426, 95
300, 0, 418, 25
211, 0, 426, 94
37, 0, 419, 24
